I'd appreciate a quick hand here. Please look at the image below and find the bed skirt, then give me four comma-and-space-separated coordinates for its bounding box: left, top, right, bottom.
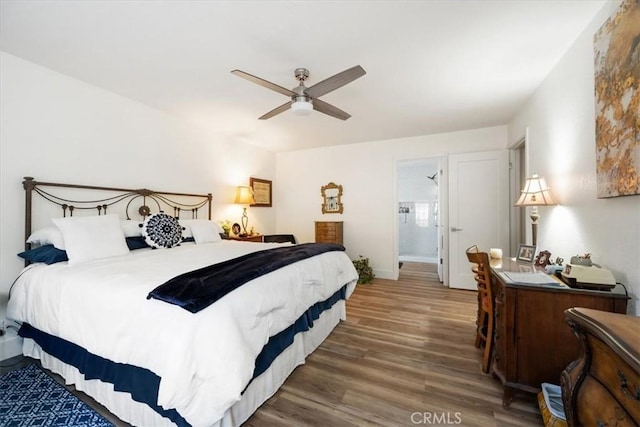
22, 299, 346, 427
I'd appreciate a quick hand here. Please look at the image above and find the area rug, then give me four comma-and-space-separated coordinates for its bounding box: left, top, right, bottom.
0, 364, 113, 426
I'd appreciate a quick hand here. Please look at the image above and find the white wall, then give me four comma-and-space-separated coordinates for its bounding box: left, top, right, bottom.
0, 52, 277, 319
275, 126, 508, 280
508, 1, 640, 314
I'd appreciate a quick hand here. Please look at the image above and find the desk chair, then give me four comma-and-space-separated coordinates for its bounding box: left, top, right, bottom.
466, 245, 494, 373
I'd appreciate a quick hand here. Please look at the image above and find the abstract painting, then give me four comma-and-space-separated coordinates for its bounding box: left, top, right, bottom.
593, 0, 640, 198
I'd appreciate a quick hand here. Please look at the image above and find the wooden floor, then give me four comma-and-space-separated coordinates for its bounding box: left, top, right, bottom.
2, 262, 543, 426
247, 262, 542, 426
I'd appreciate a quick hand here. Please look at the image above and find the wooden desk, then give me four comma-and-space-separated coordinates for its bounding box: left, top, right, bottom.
490, 258, 629, 407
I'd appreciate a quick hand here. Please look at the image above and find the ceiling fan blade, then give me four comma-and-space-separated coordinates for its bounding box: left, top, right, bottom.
305, 65, 366, 99
259, 101, 292, 120
231, 70, 296, 97
313, 99, 351, 120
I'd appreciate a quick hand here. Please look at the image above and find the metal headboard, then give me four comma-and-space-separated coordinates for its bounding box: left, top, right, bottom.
23, 176, 212, 252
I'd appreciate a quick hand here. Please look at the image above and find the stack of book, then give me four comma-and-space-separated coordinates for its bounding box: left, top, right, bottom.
537, 383, 567, 427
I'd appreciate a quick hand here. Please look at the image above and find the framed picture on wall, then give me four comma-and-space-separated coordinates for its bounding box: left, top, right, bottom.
516, 244, 536, 263
250, 177, 272, 207
594, 0, 640, 198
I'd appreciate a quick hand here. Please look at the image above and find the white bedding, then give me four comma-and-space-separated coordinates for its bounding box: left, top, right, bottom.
7, 241, 358, 427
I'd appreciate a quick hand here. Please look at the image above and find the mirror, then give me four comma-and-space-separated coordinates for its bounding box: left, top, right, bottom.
321, 182, 343, 214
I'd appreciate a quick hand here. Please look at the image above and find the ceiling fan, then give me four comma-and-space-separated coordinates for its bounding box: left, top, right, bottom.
231, 65, 366, 120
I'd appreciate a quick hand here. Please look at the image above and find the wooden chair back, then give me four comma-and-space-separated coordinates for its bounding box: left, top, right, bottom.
466, 249, 491, 295
465, 245, 495, 373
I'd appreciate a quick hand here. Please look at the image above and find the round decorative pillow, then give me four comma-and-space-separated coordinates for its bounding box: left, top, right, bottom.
142, 212, 182, 249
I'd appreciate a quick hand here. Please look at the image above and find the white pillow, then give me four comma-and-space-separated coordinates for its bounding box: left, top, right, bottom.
121, 220, 143, 237
188, 220, 222, 244
52, 214, 129, 264
180, 220, 224, 239
180, 221, 194, 239
26, 226, 66, 250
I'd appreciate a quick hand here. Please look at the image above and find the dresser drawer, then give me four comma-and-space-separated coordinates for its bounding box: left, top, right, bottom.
588, 336, 640, 420
316, 225, 335, 233
315, 221, 343, 245
317, 232, 336, 240
576, 375, 636, 426
561, 308, 638, 426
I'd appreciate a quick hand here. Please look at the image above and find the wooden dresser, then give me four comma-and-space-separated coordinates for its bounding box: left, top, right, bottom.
315, 221, 343, 245
561, 308, 639, 426
490, 259, 629, 407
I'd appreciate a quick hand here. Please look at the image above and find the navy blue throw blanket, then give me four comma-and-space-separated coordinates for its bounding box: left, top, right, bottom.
147, 242, 345, 313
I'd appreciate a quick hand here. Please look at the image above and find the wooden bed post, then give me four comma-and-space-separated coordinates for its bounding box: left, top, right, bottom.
207, 193, 212, 220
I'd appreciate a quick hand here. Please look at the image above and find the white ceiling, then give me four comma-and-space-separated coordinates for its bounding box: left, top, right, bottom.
0, 1, 606, 152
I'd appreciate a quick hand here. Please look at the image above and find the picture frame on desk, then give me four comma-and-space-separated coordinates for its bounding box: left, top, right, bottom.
517, 244, 536, 263
535, 250, 552, 267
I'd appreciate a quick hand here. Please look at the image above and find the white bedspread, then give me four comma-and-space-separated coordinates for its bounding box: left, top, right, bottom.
7, 241, 358, 427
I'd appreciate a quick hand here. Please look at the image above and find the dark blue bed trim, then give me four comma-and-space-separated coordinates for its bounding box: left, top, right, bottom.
18, 283, 349, 427
18, 323, 188, 427
250, 284, 348, 385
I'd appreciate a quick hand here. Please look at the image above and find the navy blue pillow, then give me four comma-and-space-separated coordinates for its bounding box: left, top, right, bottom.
18, 245, 68, 264
126, 236, 150, 250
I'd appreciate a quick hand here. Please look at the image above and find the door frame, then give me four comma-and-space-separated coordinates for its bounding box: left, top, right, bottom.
393, 156, 446, 282
439, 159, 448, 285
509, 128, 529, 257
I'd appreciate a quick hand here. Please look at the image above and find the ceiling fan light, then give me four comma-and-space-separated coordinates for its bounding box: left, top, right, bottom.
292, 100, 313, 116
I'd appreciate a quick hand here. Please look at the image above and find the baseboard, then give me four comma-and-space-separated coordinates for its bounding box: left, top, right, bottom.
399, 255, 438, 263
373, 269, 395, 280
0, 329, 23, 361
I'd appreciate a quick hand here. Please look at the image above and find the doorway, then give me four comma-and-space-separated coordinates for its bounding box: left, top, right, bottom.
397, 158, 442, 281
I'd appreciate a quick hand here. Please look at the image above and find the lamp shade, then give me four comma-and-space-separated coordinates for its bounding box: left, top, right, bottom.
514, 174, 557, 207
234, 186, 255, 205
291, 99, 313, 116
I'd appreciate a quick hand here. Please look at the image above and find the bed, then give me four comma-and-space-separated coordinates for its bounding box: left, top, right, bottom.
7, 177, 359, 427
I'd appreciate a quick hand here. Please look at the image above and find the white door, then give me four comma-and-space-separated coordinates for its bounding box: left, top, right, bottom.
437, 162, 445, 283
448, 150, 509, 290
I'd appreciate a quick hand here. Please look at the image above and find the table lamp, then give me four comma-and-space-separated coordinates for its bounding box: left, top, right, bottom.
234, 186, 255, 236
514, 174, 557, 246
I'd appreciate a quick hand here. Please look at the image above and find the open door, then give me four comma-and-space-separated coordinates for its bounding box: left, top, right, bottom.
437, 160, 445, 283
448, 150, 510, 290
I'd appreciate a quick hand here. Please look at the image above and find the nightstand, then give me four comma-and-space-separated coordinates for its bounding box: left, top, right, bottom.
229, 235, 263, 242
